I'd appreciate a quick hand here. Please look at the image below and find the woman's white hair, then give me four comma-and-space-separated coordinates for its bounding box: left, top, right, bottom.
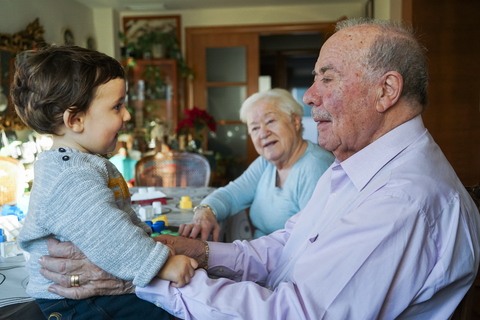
239, 88, 305, 127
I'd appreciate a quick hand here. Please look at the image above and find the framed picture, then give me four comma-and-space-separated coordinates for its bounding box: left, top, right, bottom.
123, 15, 181, 49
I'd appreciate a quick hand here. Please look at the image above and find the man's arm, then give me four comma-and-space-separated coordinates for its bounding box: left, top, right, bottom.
38, 239, 135, 299
136, 196, 476, 320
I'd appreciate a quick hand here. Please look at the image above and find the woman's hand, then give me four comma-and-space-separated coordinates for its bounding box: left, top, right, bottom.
178, 208, 221, 241
38, 238, 135, 299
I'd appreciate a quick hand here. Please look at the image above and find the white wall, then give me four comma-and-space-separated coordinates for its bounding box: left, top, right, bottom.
374, 0, 402, 22
119, 3, 364, 57
1, 1, 400, 60
93, 8, 121, 58
0, 0, 95, 49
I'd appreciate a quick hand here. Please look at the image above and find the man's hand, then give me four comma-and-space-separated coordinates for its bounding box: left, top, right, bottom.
38, 238, 135, 299
153, 234, 207, 268
178, 208, 221, 241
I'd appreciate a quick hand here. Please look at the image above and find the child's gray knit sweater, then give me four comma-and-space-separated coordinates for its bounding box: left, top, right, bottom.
18, 148, 170, 299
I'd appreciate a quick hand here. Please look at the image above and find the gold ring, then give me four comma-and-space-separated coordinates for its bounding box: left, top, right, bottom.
70, 274, 79, 287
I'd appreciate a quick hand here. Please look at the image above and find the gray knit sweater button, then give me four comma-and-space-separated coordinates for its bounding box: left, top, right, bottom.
59, 148, 66, 152
62, 155, 69, 161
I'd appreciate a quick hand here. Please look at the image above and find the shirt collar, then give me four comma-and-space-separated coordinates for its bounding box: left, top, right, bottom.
340, 115, 427, 191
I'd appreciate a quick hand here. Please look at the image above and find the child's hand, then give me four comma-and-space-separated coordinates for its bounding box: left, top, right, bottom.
157, 255, 198, 287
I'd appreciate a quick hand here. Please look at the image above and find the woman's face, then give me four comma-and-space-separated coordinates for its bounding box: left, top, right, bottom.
246, 100, 302, 167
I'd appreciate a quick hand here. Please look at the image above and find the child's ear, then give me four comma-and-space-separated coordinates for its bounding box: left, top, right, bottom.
63, 110, 85, 133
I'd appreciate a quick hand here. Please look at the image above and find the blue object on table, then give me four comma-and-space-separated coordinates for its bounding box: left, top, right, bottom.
145, 221, 153, 228
1, 205, 25, 220
152, 221, 166, 233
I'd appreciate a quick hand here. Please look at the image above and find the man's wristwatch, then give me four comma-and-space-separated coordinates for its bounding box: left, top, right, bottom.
193, 204, 217, 219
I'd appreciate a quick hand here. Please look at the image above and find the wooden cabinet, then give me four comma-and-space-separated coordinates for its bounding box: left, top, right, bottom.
125, 58, 178, 134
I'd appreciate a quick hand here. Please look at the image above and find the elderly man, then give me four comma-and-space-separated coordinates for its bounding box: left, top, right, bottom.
39, 18, 480, 319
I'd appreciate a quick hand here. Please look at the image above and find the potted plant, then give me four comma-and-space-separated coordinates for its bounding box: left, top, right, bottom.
176, 107, 216, 153
119, 30, 193, 79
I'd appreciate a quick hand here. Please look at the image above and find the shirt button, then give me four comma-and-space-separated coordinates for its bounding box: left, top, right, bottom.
155, 302, 162, 308
59, 148, 66, 152
62, 156, 70, 161
218, 268, 224, 272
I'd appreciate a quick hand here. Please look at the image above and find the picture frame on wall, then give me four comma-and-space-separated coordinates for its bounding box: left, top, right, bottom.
122, 15, 181, 50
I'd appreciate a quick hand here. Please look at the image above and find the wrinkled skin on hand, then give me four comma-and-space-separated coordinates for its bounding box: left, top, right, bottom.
178, 208, 220, 241
39, 237, 207, 300
153, 234, 207, 268
39, 238, 135, 300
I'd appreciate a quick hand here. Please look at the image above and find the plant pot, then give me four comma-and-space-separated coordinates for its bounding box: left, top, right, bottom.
151, 44, 165, 58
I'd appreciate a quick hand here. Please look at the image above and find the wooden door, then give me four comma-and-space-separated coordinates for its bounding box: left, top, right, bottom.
187, 32, 259, 165
403, 0, 480, 186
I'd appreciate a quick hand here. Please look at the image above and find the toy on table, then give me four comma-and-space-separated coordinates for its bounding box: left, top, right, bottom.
1, 204, 26, 221
0, 215, 23, 241
131, 187, 167, 205
146, 215, 179, 237
0, 219, 24, 258
1, 240, 23, 257
138, 201, 162, 221
179, 196, 192, 209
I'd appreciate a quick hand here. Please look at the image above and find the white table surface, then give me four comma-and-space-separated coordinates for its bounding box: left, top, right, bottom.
0, 254, 33, 308
131, 186, 217, 227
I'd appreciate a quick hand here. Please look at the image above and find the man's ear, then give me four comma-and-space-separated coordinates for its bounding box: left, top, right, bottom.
376, 71, 403, 113
63, 109, 85, 133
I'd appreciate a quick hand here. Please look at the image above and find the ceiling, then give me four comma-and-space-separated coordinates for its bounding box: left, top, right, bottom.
73, 0, 362, 11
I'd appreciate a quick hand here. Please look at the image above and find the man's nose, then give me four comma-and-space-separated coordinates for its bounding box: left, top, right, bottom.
303, 84, 321, 107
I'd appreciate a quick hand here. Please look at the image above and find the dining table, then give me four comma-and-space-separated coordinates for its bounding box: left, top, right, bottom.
130, 186, 217, 227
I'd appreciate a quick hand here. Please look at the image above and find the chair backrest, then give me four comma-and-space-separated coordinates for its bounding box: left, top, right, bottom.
0, 156, 25, 205
134, 151, 211, 187
451, 183, 480, 320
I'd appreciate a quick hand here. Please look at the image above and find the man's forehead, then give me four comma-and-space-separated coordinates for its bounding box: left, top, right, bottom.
315, 26, 376, 72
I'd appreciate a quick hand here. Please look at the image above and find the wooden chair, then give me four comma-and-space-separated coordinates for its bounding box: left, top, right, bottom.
134, 151, 211, 187
0, 156, 25, 205
451, 183, 480, 320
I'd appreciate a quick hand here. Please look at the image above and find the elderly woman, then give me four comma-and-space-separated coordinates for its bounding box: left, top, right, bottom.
179, 88, 334, 240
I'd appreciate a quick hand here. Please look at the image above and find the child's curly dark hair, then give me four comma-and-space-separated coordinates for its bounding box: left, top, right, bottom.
11, 45, 126, 135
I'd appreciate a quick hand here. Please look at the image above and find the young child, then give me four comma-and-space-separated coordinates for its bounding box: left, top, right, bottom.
13, 46, 197, 320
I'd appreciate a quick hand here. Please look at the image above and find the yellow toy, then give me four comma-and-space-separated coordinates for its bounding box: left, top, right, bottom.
179, 196, 192, 209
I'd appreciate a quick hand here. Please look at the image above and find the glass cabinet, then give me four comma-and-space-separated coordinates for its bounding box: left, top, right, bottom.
124, 58, 178, 153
